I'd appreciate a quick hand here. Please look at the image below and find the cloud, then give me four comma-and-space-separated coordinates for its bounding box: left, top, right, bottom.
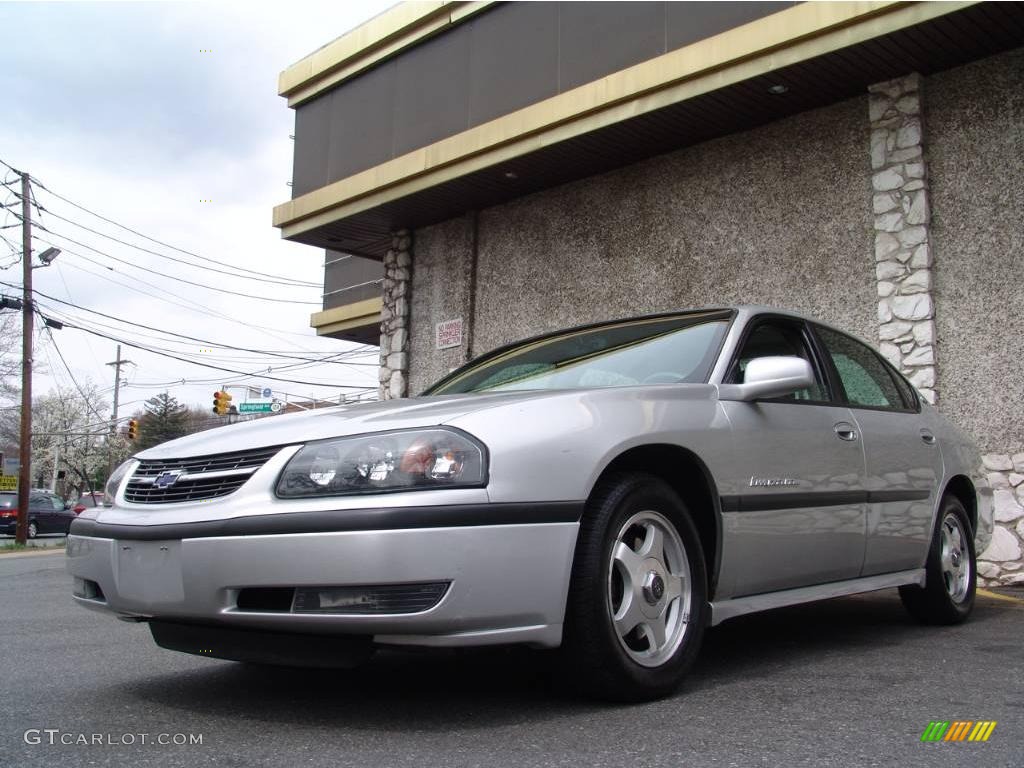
0, 0, 396, 409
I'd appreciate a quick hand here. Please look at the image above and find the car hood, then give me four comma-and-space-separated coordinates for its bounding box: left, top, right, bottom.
135, 390, 568, 459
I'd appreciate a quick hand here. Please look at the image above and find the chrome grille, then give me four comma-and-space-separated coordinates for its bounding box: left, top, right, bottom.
123, 446, 281, 504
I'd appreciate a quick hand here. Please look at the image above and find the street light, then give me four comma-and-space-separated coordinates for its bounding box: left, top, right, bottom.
34, 247, 60, 268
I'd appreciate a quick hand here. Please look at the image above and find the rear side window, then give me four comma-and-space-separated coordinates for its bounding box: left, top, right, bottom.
815, 326, 908, 410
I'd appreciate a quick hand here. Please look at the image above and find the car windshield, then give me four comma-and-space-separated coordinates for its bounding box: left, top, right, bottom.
427, 311, 731, 395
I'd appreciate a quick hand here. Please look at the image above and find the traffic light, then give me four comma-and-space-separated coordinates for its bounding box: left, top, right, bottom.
213, 390, 233, 415
126, 419, 139, 441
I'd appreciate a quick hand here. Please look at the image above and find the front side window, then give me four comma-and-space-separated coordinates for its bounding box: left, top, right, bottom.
815, 326, 907, 410
426, 311, 731, 395
727, 320, 825, 401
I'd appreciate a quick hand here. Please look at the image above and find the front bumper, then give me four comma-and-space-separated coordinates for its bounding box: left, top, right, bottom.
66, 513, 580, 651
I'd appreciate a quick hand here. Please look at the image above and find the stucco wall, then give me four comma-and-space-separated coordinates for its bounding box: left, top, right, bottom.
929, 49, 1024, 453
409, 95, 875, 393
409, 216, 476, 391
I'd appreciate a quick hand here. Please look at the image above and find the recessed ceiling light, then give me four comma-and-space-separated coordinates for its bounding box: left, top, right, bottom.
767, 84, 789, 95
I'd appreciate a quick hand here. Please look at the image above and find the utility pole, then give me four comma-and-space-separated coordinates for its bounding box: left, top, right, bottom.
15, 173, 33, 544
106, 344, 131, 477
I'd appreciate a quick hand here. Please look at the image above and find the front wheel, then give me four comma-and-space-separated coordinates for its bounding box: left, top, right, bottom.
561, 473, 708, 702
899, 495, 976, 624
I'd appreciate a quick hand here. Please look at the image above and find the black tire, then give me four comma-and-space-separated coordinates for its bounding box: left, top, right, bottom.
561, 472, 708, 702
27, 520, 38, 539
899, 495, 976, 625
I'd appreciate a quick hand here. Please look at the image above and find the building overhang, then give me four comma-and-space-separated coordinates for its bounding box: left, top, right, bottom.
274, 0, 1020, 259
310, 296, 382, 344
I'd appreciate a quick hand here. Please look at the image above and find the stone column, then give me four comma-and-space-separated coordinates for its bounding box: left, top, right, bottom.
979, 454, 1024, 586
868, 73, 937, 405
378, 230, 412, 400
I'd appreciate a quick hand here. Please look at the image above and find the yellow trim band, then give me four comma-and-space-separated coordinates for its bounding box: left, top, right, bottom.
274, 1, 976, 239
279, 1, 495, 107
310, 296, 383, 337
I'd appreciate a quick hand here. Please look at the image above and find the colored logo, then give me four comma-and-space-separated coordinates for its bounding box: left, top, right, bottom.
921, 721, 996, 742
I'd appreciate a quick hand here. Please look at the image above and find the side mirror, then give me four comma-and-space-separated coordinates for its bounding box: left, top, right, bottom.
718, 356, 815, 402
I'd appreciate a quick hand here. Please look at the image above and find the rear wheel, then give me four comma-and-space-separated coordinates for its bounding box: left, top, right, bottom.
899, 495, 975, 624
27, 520, 38, 539
562, 473, 707, 701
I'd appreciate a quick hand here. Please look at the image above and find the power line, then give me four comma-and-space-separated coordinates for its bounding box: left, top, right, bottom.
37, 312, 109, 425
16, 283, 378, 366
26, 242, 328, 347
18, 201, 320, 289
42, 315, 376, 389
0, 161, 320, 287
33, 224, 320, 305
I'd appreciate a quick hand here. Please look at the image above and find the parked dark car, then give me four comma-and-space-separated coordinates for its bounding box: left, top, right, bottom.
0, 490, 76, 538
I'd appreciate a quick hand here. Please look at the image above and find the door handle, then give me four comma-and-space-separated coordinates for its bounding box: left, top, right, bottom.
833, 422, 858, 442
920, 429, 936, 445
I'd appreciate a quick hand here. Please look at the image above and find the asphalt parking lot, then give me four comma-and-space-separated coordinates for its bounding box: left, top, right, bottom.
2, 551, 1021, 768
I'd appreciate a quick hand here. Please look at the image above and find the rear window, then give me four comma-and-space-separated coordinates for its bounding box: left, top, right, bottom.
0, 495, 14, 509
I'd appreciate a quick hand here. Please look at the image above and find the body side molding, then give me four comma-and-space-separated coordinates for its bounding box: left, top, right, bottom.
709, 569, 926, 626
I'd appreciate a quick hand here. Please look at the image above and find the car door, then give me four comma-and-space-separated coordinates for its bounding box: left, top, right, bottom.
49, 494, 74, 533
717, 316, 867, 597
812, 325, 942, 576
29, 493, 51, 533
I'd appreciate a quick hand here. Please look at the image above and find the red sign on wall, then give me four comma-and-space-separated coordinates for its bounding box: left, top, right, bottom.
435, 318, 463, 349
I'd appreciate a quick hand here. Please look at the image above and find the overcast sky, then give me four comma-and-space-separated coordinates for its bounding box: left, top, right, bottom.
0, 0, 395, 419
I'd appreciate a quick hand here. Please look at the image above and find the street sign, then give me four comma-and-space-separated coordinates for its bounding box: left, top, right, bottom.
0, 475, 17, 491
238, 402, 273, 413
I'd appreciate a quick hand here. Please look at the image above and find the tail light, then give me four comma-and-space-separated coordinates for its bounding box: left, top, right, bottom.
0, 510, 16, 518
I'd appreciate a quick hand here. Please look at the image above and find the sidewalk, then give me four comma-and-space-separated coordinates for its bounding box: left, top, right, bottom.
0, 535, 67, 557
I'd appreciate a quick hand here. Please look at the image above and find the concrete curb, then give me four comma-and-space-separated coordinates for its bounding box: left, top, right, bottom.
0, 548, 66, 559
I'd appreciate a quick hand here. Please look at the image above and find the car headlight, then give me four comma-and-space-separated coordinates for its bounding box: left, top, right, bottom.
104, 459, 136, 507
276, 428, 487, 498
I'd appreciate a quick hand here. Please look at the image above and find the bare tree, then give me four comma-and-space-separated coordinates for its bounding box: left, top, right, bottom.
0, 312, 20, 405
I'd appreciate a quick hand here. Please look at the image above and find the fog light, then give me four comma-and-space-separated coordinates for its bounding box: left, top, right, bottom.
73, 577, 104, 601
292, 582, 449, 615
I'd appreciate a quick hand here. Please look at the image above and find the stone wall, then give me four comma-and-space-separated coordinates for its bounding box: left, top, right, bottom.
378, 230, 412, 400
928, 48, 1024, 453
409, 94, 875, 392
980, 453, 1024, 586
925, 49, 1024, 584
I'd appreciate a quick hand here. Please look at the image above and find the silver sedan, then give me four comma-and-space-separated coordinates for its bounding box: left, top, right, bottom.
68, 306, 993, 701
